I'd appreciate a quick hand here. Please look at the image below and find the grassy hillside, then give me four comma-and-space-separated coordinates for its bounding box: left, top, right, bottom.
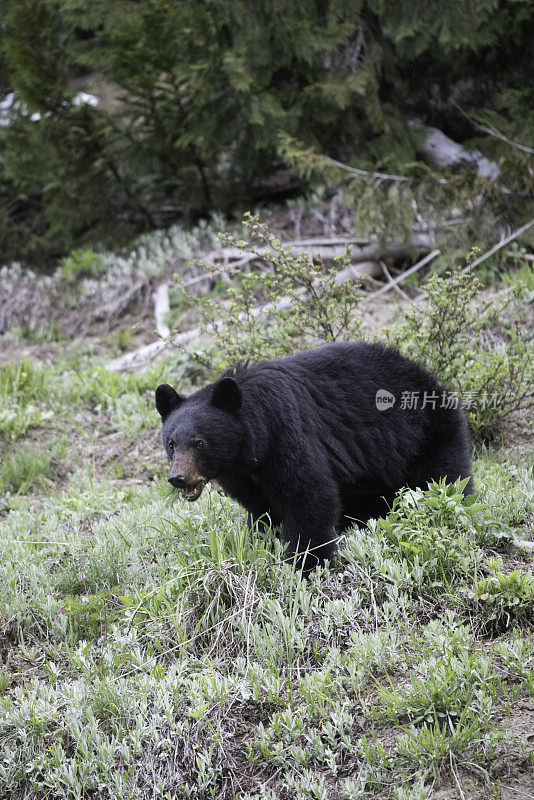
1, 244, 533, 799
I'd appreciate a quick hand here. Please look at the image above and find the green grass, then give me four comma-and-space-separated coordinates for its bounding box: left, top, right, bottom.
0, 354, 533, 800
0, 440, 63, 494
0, 358, 54, 440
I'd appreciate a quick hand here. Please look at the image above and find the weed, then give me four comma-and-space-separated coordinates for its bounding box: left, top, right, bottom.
504, 250, 534, 295
395, 718, 500, 774
466, 570, 534, 631
373, 479, 483, 591
0, 358, 49, 401
493, 631, 534, 681
114, 327, 133, 351
374, 651, 498, 730
59, 248, 106, 280
0, 359, 53, 440
475, 457, 534, 542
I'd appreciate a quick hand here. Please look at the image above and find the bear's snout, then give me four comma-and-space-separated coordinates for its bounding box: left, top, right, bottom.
168, 472, 187, 488
167, 451, 206, 500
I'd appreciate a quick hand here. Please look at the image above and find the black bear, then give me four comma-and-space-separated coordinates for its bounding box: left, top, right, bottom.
155, 342, 472, 572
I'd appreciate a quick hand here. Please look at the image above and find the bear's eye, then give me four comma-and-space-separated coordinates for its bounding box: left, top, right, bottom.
168, 441, 175, 456
192, 438, 206, 449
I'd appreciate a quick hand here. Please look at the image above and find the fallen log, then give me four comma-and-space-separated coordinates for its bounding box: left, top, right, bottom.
510, 539, 534, 556
411, 119, 500, 182
203, 232, 434, 269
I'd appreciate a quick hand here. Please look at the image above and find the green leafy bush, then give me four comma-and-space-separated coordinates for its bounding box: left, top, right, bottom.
374, 479, 483, 590
182, 214, 363, 365
58, 248, 105, 280
387, 267, 534, 440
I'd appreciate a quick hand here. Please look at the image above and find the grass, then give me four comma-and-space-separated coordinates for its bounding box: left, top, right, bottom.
0, 441, 61, 494
0, 358, 54, 440
0, 349, 533, 800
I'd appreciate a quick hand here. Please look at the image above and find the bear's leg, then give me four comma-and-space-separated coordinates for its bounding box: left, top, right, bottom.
247, 509, 279, 530
217, 474, 279, 531
412, 438, 473, 496
280, 494, 340, 574
339, 483, 395, 530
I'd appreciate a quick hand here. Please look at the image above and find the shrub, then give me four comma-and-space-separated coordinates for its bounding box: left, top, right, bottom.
180, 214, 363, 365
58, 248, 105, 280
387, 267, 534, 440
374, 479, 483, 590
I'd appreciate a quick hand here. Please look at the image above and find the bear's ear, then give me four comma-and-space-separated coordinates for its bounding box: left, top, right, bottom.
211, 376, 242, 412
155, 383, 185, 420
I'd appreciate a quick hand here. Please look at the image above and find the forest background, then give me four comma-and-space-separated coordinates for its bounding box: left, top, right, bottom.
0, 0, 532, 267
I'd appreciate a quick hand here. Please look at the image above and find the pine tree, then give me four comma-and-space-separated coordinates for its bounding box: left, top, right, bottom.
0, 0, 532, 264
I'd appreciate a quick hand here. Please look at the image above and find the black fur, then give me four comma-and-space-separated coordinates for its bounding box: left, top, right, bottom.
156, 342, 473, 572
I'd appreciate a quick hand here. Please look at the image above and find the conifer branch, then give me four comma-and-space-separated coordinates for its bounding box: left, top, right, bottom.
452, 100, 534, 155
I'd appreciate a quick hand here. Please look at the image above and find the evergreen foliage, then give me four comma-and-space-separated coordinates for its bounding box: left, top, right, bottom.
0, 0, 532, 264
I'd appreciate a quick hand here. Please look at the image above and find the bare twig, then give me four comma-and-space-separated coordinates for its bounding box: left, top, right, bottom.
499, 785, 534, 799
283, 236, 371, 247
323, 154, 413, 183
449, 753, 466, 800
461, 219, 534, 274
379, 260, 411, 302
364, 250, 441, 302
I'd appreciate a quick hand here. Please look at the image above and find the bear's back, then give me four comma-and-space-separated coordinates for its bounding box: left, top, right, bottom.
230, 342, 468, 487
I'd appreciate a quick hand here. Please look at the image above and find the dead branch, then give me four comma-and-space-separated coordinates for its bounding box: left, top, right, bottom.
364, 250, 441, 302
323, 155, 412, 183
284, 236, 371, 247
153, 283, 170, 339
93, 279, 148, 322
379, 260, 411, 302
506, 251, 534, 262
461, 219, 534, 274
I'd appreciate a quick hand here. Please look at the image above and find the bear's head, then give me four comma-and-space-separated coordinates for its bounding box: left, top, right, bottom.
155, 377, 243, 501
